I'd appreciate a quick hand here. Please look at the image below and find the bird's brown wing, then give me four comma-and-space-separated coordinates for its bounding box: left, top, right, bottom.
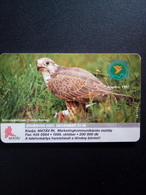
48, 68, 111, 103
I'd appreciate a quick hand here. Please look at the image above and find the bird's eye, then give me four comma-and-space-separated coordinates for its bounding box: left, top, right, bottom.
46, 62, 49, 65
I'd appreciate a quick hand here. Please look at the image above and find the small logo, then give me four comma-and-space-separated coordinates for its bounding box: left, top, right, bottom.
5, 126, 16, 138
108, 60, 129, 80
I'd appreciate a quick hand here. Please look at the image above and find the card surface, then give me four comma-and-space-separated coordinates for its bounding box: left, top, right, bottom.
0, 53, 141, 143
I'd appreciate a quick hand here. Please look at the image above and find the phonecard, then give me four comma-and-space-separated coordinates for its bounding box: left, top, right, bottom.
0, 53, 141, 143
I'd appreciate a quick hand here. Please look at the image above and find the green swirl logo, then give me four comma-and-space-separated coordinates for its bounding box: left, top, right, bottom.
108, 60, 129, 80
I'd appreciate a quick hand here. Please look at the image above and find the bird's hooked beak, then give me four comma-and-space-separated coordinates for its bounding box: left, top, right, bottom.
37, 65, 44, 71
37, 62, 47, 71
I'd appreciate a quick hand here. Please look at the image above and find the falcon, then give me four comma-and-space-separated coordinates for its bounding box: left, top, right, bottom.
37, 57, 133, 122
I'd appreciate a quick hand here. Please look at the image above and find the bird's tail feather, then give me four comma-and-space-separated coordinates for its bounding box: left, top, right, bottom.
113, 93, 139, 102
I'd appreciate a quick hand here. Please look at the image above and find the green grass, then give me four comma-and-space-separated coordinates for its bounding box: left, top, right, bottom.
0, 53, 141, 123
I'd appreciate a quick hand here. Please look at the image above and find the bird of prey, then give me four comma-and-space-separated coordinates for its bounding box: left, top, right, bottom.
37, 57, 133, 122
